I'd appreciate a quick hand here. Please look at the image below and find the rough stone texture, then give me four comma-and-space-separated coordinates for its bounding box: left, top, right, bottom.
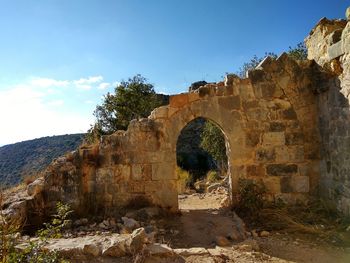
12, 10, 350, 222
16, 51, 330, 223
306, 9, 350, 215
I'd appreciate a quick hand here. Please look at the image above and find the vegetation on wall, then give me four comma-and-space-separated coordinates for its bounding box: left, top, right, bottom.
237, 42, 308, 78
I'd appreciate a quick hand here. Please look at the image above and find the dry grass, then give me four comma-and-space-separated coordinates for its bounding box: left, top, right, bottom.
254, 199, 350, 245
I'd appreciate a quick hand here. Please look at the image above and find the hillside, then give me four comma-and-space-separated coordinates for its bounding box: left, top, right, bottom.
0, 134, 84, 186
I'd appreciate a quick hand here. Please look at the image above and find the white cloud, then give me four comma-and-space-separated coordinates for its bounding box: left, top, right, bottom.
84, 100, 94, 104
0, 86, 92, 146
30, 77, 69, 88
74, 76, 103, 85
97, 82, 111, 90
76, 84, 93, 91
47, 99, 64, 106
0, 77, 108, 146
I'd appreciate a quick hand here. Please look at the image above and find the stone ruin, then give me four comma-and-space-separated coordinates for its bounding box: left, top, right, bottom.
4, 7, 350, 226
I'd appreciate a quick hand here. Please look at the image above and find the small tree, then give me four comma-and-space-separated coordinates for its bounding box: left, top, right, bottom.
237, 52, 277, 78
200, 120, 227, 173
86, 75, 165, 142
287, 42, 308, 60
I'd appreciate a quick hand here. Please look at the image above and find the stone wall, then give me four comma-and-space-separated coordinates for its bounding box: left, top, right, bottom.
306, 9, 350, 215
21, 53, 330, 222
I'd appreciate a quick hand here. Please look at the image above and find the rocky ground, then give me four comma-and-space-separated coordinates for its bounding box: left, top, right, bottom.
8, 185, 350, 262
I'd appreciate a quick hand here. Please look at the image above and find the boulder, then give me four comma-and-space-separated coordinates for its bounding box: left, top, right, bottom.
215, 236, 231, 247
27, 178, 44, 196
122, 217, 140, 230
207, 183, 221, 193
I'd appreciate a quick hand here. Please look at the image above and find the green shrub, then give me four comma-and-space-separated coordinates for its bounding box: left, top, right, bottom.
206, 170, 221, 183
1, 202, 72, 263
235, 179, 267, 220
177, 167, 191, 193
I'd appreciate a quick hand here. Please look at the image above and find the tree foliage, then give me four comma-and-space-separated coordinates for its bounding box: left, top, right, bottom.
86, 75, 165, 142
236, 42, 308, 78
237, 52, 277, 78
287, 42, 308, 60
200, 120, 227, 172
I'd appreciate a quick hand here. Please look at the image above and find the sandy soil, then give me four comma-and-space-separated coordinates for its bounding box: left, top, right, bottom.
167, 190, 350, 263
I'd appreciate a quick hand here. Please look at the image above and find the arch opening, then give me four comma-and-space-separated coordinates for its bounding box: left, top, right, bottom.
175, 117, 231, 210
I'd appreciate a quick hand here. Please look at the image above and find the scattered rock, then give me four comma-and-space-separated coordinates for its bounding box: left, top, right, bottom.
83, 243, 101, 257
147, 243, 174, 256
122, 217, 140, 230
236, 239, 260, 252
207, 183, 222, 193
215, 236, 231, 247
260, 230, 270, 237
27, 178, 44, 196
174, 247, 209, 256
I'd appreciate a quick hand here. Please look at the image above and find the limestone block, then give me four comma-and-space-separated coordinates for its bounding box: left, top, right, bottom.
246, 164, 265, 177
238, 83, 255, 100
269, 122, 286, 132
245, 131, 261, 147
188, 92, 200, 102
266, 164, 298, 176
274, 146, 289, 162
263, 177, 281, 193
346, 7, 350, 21
328, 41, 344, 60
151, 163, 176, 180
150, 106, 168, 119
215, 86, 226, 96
96, 168, 113, 183
280, 108, 297, 120
114, 165, 131, 182
255, 147, 275, 162
224, 74, 240, 86
246, 108, 268, 121
291, 176, 310, 193
169, 93, 189, 108
262, 132, 285, 146
132, 164, 152, 181
285, 132, 304, 145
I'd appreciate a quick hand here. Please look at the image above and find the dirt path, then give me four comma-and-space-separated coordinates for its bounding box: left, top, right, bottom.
168, 191, 350, 263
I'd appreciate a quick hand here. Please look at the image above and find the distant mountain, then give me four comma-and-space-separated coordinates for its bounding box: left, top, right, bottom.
0, 134, 85, 186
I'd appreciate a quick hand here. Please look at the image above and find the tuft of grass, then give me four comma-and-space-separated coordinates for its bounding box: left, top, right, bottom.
235, 179, 267, 221
206, 170, 221, 184
176, 166, 191, 194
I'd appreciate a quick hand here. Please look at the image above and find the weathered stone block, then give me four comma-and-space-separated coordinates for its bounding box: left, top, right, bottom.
285, 132, 304, 145
328, 41, 343, 60
291, 176, 309, 193
281, 108, 297, 120
188, 92, 200, 102
280, 176, 293, 193
246, 164, 265, 177
269, 122, 286, 132
245, 132, 261, 147
150, 106, 168, 119
246, 108, 268, 121
266, 164, 298, 176
274, 146, 289, 162
218, 95, 241, 110
132, 164, 152, 181
152, 163, 176, 180
262, 132, 285, 146
263, 177, 281, 193
169, 93, 189, 108
255, 148, 275, 162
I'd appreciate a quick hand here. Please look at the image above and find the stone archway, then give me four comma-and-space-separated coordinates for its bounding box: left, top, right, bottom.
31, 54, 321, 219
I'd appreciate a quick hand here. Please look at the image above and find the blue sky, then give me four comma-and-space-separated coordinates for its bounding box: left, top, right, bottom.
0, 0, 348, 145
